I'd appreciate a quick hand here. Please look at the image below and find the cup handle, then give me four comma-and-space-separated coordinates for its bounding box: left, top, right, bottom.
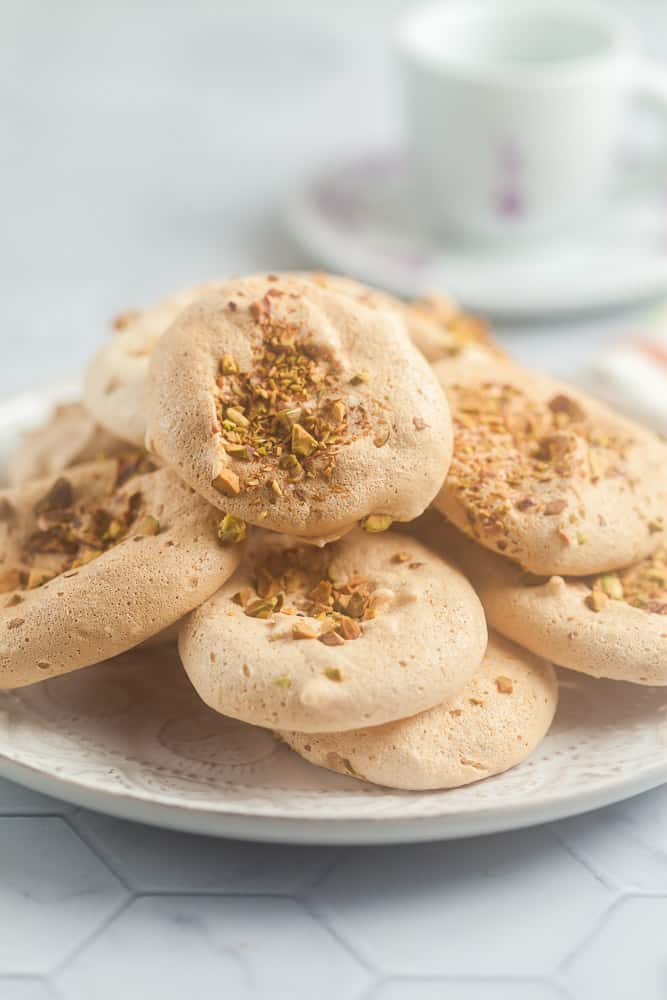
634, 63, 667, 109
623, 62, 667, 192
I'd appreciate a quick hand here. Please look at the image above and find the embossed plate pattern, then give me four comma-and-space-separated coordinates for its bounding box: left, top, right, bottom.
0, 384, 666, 844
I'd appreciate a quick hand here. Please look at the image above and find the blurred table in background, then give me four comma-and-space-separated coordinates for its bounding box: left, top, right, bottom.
2, 0, 667, 394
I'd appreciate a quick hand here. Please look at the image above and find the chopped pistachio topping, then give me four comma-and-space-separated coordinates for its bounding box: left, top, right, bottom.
331, 400, 346, 423
361, 514, 393, 533
319, 628, 345, 647
4, 458, 155, 589
274, 675, 292, 688
586, 590, 608, 612
589, 547, 667, 615
336, 617, 361, 641
349, 372, 369, 385
221, 354, 239, 375
225, 444, 251, 460
226, 406, 250, 428
244, 597, 278, 619
595, 574, 624, 600
292, 621, 317, 640
233, 542, 391, 642
291, 423, 318, 458
218, 514, 247, 545
212, 469, 241, 496
212, 295, 378, 499
324, 667, 344, 682
134, 515, 160, 537
446, 380, 631, 558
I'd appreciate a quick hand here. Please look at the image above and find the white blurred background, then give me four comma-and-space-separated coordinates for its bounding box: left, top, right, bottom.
2, 0, 667, 395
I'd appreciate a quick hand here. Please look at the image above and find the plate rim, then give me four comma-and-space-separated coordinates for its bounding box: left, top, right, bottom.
2, 750, 667, 845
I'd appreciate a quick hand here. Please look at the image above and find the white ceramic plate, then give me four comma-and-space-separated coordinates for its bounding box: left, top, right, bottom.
1, 384, 667, 844
286, 151, 667, 318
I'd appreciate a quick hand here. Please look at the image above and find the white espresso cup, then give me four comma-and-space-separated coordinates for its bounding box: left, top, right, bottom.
397, 0, 667, 242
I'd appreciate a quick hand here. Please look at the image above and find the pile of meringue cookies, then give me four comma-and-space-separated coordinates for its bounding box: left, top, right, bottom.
2, 271, 667, 792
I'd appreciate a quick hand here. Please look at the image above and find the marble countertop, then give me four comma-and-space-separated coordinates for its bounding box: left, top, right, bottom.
2, 3, 667, 998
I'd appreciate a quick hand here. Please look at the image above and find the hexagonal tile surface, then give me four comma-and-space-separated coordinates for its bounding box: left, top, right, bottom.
311, 829, 614, 976
371, 981, 567, 1000
555, 785, 667, 892
0, 778, 67, 815
0, 817, 127, 974
72, 810, 338, 893
0, 981, 55, 1000
562, 897, 667, 1000
57, 896, 370, 1000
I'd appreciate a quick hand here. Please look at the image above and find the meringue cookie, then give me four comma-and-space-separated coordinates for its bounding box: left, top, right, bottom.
178, 528, 486, 733
8, 402, 129, 486
280, 633, 557, 790
434, 357, 667, 575
449, 521, 667, 686
84, 282, 223, 447
146, 273, 452, 540
0, 459, 242, 687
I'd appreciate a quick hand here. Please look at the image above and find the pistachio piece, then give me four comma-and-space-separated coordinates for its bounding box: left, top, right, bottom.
226, 406, 249, 428
318, 629, 345, 647
212, 469, 241, 496
292, 621, 318, 640
217, 514, 247, 544
544, 499, 567, 516
373, 426, 391, 448
595, 574, 624, 600
244, 597, 277, 619
276, 407, 302, 429
135, 515, 160, 537
349, 372, 369, 385
274, 675, 291, 688
309, 580, 333, 605
336, 617, 361, 641
225, 444, 250, 461
324, 666, 344, 681
345, 591, 367, 619
586, 590, 608, 612
291, 423, 318, 457
361, 514, 393, 533
221, 354, 239, 375
330, 400, 346, 423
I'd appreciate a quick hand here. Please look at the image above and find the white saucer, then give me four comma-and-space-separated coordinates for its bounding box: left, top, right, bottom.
286, 151, 667, 318
1, 383, 667, 844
